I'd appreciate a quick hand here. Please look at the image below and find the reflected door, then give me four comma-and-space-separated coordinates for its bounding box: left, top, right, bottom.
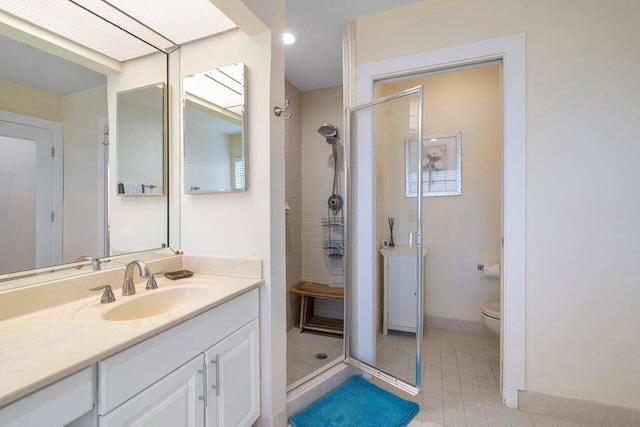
0, 120, 55, 273
345, 86, 424, 394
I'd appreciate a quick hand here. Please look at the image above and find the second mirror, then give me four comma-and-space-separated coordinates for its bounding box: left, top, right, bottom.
183, 62, 247, 194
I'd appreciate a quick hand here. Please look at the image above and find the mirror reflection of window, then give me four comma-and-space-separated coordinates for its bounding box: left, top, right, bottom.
234, 157, 245, 190
183, 62, 247, 193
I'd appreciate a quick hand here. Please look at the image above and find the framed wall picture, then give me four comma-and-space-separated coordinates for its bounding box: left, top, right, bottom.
405, 132, 461, 197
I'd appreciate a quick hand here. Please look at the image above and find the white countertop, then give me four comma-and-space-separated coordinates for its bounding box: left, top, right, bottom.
0, 273, 263, 407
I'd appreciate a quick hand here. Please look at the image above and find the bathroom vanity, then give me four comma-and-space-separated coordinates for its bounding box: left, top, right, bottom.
0, 255, 263, 427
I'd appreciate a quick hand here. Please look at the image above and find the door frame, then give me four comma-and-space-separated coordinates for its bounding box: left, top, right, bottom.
355, 33, 526, 407
0, 110, 63, 267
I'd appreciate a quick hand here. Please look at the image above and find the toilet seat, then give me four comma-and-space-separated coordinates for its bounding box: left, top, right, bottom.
482, 302, 500, 320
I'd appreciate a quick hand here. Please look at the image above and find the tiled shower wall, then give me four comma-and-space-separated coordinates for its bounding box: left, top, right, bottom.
285, 80, 302, 331
300, 85, 344, 319
285, 83, 345, 329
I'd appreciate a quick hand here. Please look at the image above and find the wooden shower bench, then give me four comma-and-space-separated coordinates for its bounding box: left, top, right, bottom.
290, 282, 344, 336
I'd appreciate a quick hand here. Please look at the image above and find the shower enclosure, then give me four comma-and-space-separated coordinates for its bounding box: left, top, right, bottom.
345, 85, 425, 393
285, 84, 347, 390
285, 84, 426, 395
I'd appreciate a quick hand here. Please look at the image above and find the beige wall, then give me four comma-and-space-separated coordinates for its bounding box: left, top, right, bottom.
285, 79, 302, 330
61, 85, 108, 262
375, 65, 502, 322
0, 79, 62, 122
356, 0, 640, 408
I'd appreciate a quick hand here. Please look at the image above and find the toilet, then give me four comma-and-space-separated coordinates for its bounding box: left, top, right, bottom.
482, 302, 500, 336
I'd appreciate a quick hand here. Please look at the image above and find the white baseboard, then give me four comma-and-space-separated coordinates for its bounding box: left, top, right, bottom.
256, 406, 288, 427
425, 314, 487, 334
519, 390, 639, 427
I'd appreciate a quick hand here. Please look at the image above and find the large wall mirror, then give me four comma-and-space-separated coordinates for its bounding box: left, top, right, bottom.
183, 62, 247, 193
0, 16, 169, 283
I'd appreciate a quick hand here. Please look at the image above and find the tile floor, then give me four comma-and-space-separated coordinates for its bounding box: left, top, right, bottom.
287, 328, 343, 386
289, 327, 617, 427
372, 328, 595, 427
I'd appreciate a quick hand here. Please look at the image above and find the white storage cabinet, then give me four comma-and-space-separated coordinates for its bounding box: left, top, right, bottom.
381, 246, 426, 334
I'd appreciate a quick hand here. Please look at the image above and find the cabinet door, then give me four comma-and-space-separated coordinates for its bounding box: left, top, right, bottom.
387, 255, 417, 332
100, 356, 205, 427
205, 319, 260, 427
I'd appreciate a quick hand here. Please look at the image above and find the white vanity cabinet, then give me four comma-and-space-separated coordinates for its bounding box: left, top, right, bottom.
381, 247, 427, 334
205, 319, 260, 427
100, 356, 205, 427
98, 288, 260, 427
0, 367, 94, 427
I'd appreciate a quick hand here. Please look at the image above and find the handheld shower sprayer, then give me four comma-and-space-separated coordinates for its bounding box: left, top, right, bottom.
317, 123, 343, 215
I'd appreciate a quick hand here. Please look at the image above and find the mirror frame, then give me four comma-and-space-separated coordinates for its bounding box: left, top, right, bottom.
182, 62, 248, 194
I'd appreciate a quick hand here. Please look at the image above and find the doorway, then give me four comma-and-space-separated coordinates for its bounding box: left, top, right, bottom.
354, 34, 526, 406
0, 113, 62, 273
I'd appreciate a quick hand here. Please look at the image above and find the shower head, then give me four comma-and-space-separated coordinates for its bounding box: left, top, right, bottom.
317, 124, 339, 140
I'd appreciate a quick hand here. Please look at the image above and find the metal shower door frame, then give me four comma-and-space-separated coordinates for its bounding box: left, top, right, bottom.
343, 85, 424, 395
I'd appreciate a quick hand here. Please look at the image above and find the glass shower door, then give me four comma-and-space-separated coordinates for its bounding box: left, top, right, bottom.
344, 86, 424, 394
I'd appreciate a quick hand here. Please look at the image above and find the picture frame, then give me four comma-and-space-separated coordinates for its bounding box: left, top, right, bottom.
405, 132, 461, 197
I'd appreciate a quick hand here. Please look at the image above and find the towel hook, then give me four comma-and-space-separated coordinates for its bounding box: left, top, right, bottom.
274, 99, 292, 119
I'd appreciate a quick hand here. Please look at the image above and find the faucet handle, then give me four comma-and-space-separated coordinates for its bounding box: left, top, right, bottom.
89, 285, 116, 303
146, 273, 158, 290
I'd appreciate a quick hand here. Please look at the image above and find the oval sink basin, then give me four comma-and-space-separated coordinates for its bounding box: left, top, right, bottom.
102, 287, 210, 321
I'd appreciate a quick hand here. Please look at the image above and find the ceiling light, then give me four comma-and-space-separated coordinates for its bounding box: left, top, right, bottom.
430, 138, 438, 141
283, 33, 296, 45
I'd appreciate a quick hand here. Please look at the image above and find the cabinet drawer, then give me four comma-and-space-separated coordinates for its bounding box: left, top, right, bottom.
98, 288, 258, 415
0, 366, 94, 427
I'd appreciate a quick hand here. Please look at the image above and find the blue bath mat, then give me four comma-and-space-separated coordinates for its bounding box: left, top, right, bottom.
289, 376, 418, 427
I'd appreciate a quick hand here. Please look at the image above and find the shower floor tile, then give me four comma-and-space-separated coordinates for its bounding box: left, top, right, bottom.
287, 328, 343, 387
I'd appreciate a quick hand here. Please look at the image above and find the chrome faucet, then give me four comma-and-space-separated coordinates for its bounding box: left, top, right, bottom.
74, 256, 101, 271
122, 260, 157, 295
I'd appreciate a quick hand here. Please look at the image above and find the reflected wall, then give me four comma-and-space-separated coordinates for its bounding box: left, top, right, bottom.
109, 53, 169, 254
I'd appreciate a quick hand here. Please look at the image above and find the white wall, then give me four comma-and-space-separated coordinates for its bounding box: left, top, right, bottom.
117, 99, 163, 190
176, 25, 287, 425
61, 85, 108, 262
108, 53, 168, 253
375, 65, 502, 322
355, 0, 640, 408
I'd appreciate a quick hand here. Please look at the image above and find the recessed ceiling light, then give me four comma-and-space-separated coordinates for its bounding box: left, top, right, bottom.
283, 33, 296, 45
430, 138, 438, 141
